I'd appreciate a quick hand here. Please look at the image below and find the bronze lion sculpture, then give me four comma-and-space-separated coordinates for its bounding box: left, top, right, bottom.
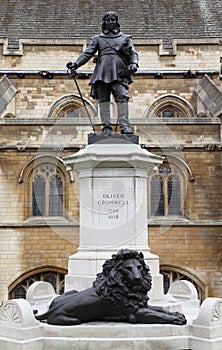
35, 249, 186, 326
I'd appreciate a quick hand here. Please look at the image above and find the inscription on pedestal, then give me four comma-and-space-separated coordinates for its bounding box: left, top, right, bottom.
92, 178, 134, 227
97, 193, 129, 224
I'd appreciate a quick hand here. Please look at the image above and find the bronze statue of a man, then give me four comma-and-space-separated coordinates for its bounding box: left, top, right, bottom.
67, 12, 138, 135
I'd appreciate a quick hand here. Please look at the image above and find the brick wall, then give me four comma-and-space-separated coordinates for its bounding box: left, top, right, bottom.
185, 151, 222, 220
0, 226, 78, 301
0, 74, 217, 121
149, 225, 222, 297
2, 43, 221, 71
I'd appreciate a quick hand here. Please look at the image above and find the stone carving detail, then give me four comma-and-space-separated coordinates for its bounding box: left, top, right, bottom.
0, 303, 22, 324
0, 299, 40, 328
205, 144, 222, 151
192, 297, 222, 327
211, 302, 222, 322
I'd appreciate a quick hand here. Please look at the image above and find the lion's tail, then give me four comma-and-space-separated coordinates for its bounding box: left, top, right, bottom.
34, 309, 50, 321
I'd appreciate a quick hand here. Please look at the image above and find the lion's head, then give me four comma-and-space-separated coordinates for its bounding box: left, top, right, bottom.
93, 249, 152, 315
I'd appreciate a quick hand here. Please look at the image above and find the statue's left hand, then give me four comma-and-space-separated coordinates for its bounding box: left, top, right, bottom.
128, 63, 138, 73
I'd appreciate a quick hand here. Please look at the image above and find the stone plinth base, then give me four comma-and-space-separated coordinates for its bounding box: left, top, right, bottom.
42, 322, 190, 350
1, 298, 222, 350
88, 132, 139, 144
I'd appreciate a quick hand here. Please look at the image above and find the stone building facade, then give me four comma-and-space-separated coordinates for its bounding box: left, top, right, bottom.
0, 0, 221, 302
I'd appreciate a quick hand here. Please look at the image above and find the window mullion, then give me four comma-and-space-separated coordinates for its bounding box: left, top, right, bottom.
45, 180, 50, 216
164, 178, 168, 216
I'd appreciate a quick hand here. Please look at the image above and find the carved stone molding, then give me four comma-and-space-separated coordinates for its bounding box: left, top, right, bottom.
193, 297, 222, 326
0, 299, 39, 328
211, 301, 222, 322
0, 303, 22, 325
205, 143, 222, 151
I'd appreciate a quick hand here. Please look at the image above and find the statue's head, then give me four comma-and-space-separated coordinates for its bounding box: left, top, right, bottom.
102, 11, 120, 33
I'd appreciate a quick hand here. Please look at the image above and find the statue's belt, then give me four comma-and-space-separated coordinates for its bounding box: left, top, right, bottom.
99, 52, 117, 57
98, 47, 129, 67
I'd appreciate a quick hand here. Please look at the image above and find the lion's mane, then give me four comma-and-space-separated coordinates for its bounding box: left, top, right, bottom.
93, 249, 152, 315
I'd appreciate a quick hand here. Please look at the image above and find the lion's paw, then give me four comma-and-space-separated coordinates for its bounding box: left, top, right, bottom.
169, 312, 187, 325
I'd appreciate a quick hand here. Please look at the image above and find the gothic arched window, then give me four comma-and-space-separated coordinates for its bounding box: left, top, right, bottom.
160, 265, 207, 303
149, 163, 183, 217
47, 94, 96, 119
146, 94, 195, 118
9, 268, 66, 299
32, 164, 64, 217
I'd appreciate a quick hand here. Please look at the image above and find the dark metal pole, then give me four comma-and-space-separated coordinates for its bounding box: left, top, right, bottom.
68, 68, 96, 133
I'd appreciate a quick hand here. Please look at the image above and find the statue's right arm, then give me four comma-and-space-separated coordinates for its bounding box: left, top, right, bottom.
74, 37, 98, 69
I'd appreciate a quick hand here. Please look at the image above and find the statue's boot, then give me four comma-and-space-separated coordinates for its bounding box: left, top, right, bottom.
99, 102, 113, 135
117, 102, 134, 134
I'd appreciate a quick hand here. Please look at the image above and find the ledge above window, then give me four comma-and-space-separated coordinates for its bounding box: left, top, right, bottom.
24, 216, 79, 226
148, 215, 190, 226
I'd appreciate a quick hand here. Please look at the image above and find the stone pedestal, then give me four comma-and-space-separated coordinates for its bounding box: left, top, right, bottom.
1, 296, 222, 350
63, 141, 164, 301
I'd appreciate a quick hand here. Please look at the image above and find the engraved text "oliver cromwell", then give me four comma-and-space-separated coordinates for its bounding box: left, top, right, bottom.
97, 193, 129, 206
